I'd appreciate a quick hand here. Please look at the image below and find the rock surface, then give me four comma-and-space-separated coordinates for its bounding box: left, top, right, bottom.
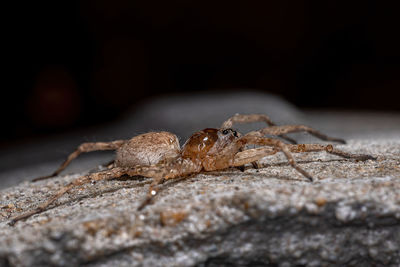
0, 92, 400, 266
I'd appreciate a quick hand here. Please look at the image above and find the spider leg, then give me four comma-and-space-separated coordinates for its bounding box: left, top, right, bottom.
286, 143, 376, 160
236, 135, 314, 181
12, 159, 200, 225
250, 125, 346, 144
232, 141, 375, 180
137, 176, 165, 210
221, 113, 297, 144
32, 140, 126, 182
199, 135, 311, 180
233, 147, 278, 166
13, 162, 188, 224
233, 143, 375, 166
10, 167, 129, 225
103, 160, 116, 169
136, 158, 202, 210
234, 147, 260, 171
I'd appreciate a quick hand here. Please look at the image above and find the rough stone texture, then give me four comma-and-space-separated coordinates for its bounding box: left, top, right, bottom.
0, 92, 400, 266
0, 139, 400, 267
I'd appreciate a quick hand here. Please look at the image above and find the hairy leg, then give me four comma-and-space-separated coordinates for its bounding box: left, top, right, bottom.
233, 147, 278, 166
286, 143, 375, 160
199, 134, 311, 180
221, 114, 297, 144
102, 160, 116, 169
11, 158, 203, 224
233, 144, 375, 167
32, 140, 126, 182
137, 158, 202, 210
249, 125, 346, 144
234, 136, 315, 181
10, 167, 130, 225
12, 164, 168, 225
235, 147, 260, 172
140, 142, 372, 211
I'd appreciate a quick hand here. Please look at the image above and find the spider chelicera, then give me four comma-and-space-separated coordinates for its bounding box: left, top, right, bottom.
9, 114, 375, 225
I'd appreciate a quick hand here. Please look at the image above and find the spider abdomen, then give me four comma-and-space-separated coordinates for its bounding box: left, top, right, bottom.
115, 132, 180, 167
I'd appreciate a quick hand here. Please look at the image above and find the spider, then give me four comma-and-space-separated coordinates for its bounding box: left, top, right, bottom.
9, 114, 375, 225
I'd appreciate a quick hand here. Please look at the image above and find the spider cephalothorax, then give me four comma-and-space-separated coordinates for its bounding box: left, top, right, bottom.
9, 114, 375, 225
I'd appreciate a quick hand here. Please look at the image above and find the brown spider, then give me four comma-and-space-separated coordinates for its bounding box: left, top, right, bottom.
9, 114, 375, 225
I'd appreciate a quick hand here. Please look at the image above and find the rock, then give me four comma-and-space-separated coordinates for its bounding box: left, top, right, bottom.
0, 92, 400, 266
0, 140, 399, 266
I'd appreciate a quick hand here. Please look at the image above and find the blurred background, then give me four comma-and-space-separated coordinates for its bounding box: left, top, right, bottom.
2, 1, 400, 150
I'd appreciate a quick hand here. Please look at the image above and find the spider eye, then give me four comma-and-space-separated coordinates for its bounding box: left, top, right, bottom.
233, 130, 238, 137
222, 129, 229, 135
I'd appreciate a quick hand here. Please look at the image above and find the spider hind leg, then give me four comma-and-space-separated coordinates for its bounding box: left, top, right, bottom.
32, 140, 126, 182
10, 167, 129, 225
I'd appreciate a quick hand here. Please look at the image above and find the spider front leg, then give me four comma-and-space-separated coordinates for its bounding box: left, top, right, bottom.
286, 143, 376, 161
221, 114, 297, 144
251, 125, 346, 144
232, 142, 375, 180
32, 140, 126, 182
233, 135, 314, 181
233, 147, 278, 166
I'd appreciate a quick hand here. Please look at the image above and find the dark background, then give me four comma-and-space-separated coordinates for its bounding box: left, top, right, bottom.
3, 1, 400, 148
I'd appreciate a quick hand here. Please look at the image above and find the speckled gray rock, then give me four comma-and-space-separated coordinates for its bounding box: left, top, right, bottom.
1, 92, 400, 266
0, 137, 399, 266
